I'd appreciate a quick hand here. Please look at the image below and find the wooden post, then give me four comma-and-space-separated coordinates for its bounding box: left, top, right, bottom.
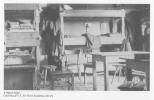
60, 13, 65, 71
92, 55, 97, 91
71, 73, 74, 90
121, 9, 125, 37
60, 14, 64, 54
34, 6, 41, 89
104, 57, 109, 91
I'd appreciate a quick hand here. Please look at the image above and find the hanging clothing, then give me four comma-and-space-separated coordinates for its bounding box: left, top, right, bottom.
121, 39, 132, 51
82, 33, 101, 51
56, 30, 63, 57
121, 20, 133, 51
41, 20, 62, 69
143, 24, 150, 51
41, 21, 56, 56
40, 7, 63, 71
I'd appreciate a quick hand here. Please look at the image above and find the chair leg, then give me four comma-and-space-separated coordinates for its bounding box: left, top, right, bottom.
84, 66, 87, 84
51, 78, 54, 90
123, 70, 127, 83
77, 54, 81, 80
44, 69, 48, 87
66, 75, 74, 90
67, 78, 71, 90
77, 65, 81, 80
118, 67, 122, 82
111, 66, 118, 84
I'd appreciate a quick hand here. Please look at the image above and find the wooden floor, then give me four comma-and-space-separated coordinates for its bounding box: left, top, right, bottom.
39, 73, 125, 91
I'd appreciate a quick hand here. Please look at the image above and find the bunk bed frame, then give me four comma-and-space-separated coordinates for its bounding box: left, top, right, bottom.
60, 10, 126, 52
4, 4, 41, 90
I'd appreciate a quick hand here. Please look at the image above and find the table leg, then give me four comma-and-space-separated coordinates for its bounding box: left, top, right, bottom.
104, 57, 109, 91
33, 69, 36, 90
77, 65, 81, 80
44, 69, 48, 85
93, 61, 97, 91
51, 78, 54, 90
146, 64, 150, 91
72, 74, 74, 90
84, 66, 87, 84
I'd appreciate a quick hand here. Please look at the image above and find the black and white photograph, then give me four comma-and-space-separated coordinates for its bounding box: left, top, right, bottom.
3, 3, 150, 91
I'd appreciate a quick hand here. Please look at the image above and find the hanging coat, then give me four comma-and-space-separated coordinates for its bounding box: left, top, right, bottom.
121, 20, 133, 51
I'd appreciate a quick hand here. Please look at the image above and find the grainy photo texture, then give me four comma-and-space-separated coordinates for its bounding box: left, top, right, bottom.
4, 4, 150, 91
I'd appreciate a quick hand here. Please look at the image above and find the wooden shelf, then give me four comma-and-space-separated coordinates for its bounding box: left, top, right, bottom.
4, 64, 35, 69
4, 53, 31, 56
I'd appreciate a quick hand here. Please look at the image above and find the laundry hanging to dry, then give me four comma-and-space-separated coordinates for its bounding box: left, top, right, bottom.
121, 19, 134, 51
40, 7, 62, 70
82, 33, 102, 51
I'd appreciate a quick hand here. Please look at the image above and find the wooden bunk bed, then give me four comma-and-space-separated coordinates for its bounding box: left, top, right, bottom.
4, 4, 41, 90
60, 10, 126, 51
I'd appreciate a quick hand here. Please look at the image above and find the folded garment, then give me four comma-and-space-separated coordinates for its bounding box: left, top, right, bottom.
9, 22, 20, 29
20, 23, 33, 29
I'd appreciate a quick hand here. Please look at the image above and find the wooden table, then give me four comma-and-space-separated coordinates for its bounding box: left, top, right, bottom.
92, 51, 149, 91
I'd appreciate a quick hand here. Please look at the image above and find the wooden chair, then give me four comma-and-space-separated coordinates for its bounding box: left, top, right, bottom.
118, 70, 146, 91
117, 62, 147, 91
64, 49, 81, 80
83, 53, 104, 84
83, 54, 92, 84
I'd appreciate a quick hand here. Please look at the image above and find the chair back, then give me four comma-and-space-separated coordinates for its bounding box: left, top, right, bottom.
64, 49, 81, 69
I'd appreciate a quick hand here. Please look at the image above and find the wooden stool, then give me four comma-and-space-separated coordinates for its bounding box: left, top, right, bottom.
49, 70, 74, 90
41, 65, 57, 86
111, 63, 126, 84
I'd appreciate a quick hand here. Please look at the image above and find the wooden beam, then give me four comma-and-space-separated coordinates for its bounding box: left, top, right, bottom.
61, 10, 126, 18
60, 14, 65, 54
4, 64, 35, 69
5, 41, 39, 47
63, 35, 125, 46
4, 4, 39, 10
122, 14, 125, 36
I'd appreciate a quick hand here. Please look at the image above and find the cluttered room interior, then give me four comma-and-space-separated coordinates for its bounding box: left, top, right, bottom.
4, 4, 150, 91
